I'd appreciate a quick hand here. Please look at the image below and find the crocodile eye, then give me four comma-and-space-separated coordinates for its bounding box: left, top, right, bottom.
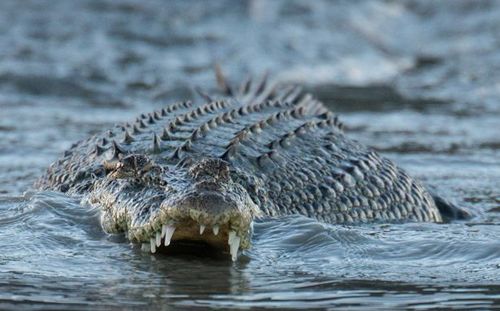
103, 160, 120, 175
120, 155, 138, 170
189, 158, 230, 181
108, 165, 134, 179
108, 154, 155, 179
134, 156, 153, 174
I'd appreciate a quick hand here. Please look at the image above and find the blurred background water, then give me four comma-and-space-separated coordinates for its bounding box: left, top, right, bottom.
0, 0, 499, 310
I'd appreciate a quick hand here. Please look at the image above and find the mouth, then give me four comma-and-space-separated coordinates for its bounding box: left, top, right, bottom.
91, 174, 259, 261
137, 219, 251, 261
126, 189, 257, 261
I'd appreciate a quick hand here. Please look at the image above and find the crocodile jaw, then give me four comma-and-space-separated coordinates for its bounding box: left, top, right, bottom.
136, 211, 254, 261
88, 175, 259, 261
130, 190, 258, 261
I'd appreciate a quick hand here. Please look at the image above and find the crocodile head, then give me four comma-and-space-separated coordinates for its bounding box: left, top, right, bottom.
88, 155, 260, 260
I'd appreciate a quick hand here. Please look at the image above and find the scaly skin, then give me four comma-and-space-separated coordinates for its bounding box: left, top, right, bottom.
35, 73, 444, 260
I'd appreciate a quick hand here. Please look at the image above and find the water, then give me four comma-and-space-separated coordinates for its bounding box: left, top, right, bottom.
0, 0, 499, 309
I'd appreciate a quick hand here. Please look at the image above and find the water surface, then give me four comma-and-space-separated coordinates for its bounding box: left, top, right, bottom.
0, 1, 499, 310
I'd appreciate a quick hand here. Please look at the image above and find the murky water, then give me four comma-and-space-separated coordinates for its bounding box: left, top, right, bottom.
0, 0, 499, 309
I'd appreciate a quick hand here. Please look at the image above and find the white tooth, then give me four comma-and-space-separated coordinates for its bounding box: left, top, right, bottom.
161, 224, 167, 238
155, 231, 161, 247
141, 243, 150, 252
199, 225, 205, 235
164, 225, 175, 246
213, 225, 219, 236
150, 238, 156, 253
228, 230, 236, 245
229, 235, 241, 261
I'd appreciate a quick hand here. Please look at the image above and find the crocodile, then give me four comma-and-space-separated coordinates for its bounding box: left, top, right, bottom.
35, 70, 466, 261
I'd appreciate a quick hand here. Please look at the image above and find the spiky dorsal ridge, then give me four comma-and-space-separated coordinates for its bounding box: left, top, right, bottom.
76, 72, 345, 176
161, 72, 345, 166
215, 70, 341, 122
35, 71, 351, 200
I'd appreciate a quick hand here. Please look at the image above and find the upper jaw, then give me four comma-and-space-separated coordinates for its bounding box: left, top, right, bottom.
126, 190, 258, 261
137, 218, 253, 261
130, 208, 254, 261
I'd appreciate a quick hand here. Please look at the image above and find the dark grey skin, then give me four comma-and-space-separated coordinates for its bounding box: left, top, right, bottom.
35, 71, 466, 260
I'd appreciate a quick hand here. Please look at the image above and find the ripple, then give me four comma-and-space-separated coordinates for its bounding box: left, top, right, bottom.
1, 0, 500, 309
